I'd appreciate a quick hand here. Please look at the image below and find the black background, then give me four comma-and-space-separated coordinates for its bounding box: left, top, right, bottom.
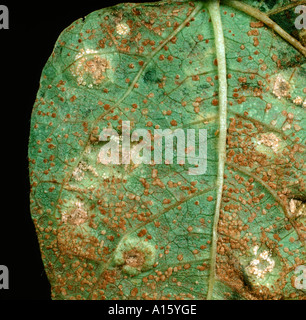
0, 0, 155, 301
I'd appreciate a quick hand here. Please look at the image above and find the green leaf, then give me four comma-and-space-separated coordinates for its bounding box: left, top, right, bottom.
28, 0, 306, 300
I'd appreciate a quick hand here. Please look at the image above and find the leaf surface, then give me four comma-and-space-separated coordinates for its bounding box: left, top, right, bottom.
28, 0, 306, 300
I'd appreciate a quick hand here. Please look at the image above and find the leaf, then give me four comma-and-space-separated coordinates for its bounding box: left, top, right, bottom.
28, 0, 306, 300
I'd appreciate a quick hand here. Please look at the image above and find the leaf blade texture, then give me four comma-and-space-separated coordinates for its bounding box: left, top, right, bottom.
28, 0, 306, 300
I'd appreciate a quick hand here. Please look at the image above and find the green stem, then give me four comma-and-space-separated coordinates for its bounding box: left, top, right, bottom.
206, 0, 228, 300
267, 1, 306, 16
222, 0, 306, 57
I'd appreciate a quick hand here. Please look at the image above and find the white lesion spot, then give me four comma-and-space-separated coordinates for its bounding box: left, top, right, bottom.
72, 161, 99, 181
253, 245, 259, 255
293, 96, 303, 105
70, 48, 110, 87
256, 133, 281, 152
72, 163, 85, 181
289, 199, 305, 218
246, 249, 275, 279
116, 23, 130, 36
273, 75, 290, 99
83, 56, 110, 83
62, 201, 88, 225
292, 96, 306, 108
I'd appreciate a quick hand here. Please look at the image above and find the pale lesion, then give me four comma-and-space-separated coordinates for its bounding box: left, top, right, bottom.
70, 48, 111, 87
71, 160, 99, 182
123, 248, 145, 271
61, 201, 88, 225
256, 132, 281, 153
115, 23, 130, 36
83, 56, 110, 84
289, 198, 306, 219
246, 248, 276, 280
272, 75, 291, 99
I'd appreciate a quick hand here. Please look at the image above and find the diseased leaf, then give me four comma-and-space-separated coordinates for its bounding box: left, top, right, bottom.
28, 0, 306, 300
